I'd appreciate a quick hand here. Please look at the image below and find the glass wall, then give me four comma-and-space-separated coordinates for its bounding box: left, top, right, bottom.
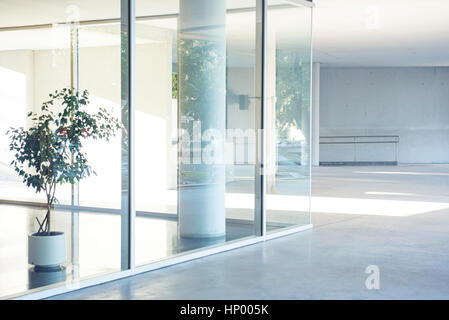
266, 1, 313, 231
77, 22, 123, 209
134, 0, 259, 265
0, 0, 122, 297
0, 0, 312, 299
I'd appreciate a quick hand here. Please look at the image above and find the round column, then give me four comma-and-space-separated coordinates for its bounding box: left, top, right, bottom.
178, 0, 226, 239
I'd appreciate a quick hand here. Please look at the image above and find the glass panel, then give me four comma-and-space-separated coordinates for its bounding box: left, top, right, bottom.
0, 23, 71, 205
266, 0, 312, 231
135, 0, 258, 265
77, 23, 122, 209
0, 0, 122, 298
0, 0, 313, 299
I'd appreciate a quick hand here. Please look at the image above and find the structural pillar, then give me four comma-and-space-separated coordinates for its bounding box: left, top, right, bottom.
178, 0, 226, 239
312, 62, 320, 166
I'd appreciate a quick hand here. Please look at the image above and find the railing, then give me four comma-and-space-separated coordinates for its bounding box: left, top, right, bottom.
319, 135, 399, 166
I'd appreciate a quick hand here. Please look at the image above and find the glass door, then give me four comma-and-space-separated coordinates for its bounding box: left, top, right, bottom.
265, 0, 313, 232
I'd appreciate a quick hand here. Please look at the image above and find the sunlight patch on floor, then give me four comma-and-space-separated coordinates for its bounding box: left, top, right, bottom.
311, 196, 449, 217
354, 171, 449, 176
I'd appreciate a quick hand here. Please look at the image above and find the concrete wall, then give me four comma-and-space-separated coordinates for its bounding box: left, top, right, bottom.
320, 67, 449, 164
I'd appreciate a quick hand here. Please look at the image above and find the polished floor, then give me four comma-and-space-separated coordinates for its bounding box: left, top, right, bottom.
47, 164, 449, 299
0, 181, 304, 298
0, 206, 285, 298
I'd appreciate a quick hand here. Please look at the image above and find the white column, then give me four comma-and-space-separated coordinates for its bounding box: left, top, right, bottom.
312, 62, 320, 166
178, 0, 226, 239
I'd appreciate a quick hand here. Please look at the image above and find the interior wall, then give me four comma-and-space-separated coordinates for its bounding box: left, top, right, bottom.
320, 67, 449, 164
226, 66, 256, 170
0, 50, 35, 126
227, 67, 256, 131
0, 50, 41, 201
0, 42, 173, 208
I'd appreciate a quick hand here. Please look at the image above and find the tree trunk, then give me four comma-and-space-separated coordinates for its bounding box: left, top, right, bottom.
46, 191, 52, 234
46, 206, 51, 234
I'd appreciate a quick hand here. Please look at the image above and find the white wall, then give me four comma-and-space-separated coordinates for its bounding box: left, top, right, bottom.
0, 50, 43, 201
0, 41, 173, 208
320, 67, 449, 164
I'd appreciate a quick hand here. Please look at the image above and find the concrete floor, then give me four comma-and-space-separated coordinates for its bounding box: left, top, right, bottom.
46, 164, 449, 300
0, 166, 309, 298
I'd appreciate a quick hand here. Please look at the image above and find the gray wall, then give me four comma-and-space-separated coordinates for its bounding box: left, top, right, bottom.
320, 67, 449, 164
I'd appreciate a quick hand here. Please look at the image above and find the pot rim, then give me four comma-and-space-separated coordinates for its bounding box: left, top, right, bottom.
29, 231, 65, 238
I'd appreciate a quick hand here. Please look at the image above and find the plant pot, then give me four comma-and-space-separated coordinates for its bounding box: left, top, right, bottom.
28, 266, 66, 289
28, 232, 67, 269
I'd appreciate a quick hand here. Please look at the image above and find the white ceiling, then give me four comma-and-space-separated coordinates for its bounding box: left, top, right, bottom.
313, 0, 449, 67
0, 0, 448, 67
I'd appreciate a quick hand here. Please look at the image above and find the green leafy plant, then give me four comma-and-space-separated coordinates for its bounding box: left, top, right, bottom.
276, 50, 310, 140
178, 38, 225, 126
177, 39, 226, 185
7, 88, 122, 236
172, 73, 178, 99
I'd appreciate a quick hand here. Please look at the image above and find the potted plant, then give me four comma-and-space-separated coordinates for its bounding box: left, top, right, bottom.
7, 88, 121, 270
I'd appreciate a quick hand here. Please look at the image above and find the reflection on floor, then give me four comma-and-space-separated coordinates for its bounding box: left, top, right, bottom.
311, 164, 449, 221
0, 206, 119, 298
0, 204, 287, 299
49, 164, 449, 300
0, 162, 311, 298
135, 215, 280, 265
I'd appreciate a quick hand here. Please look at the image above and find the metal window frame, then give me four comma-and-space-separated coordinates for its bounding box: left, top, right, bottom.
120, 0, 136, 271
254, 0, 267, 237
309, 0, 315, 225
5, 0, 314, 300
